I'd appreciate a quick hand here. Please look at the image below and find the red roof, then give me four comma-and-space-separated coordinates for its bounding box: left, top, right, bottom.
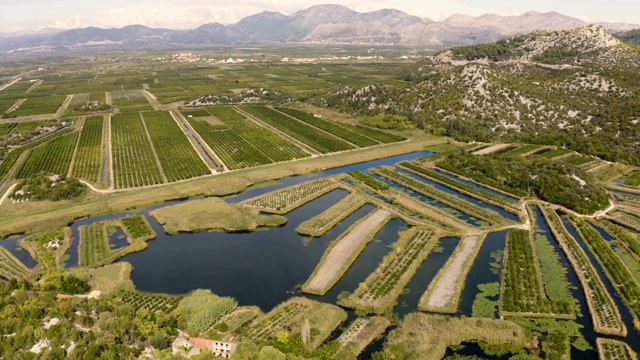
189, 338, 209, 350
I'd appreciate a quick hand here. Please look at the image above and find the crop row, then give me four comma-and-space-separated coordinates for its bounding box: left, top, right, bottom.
120, 215, 155, 241
68, 93, 90, 109
569, 216, 640, 329
0, 123, 16, 136
78, 222, 110, 267
596, 338, 637, 360
241, 105, 354, 153
594, 219, 640, 260
4, 95, 66, 118
354, 124, 406, 143
274, 107, 379, 147
501, 230, 573, 316
121, 291, 183, 312
540, 205, 626, 335
373, 167, 512, 227
113, 97, 153, 113
608, 210, 640, 233
0, 247, 30, 280
340, 228, 437, 313
186, 114, 273, 170
348, 171, 389, 191
399, 162, 520, 211
242, 178, 339, 213
296, 193, 366, 237
72, 116, 104, 182
206, 107, 309, 162
17, 131, 79, 179
246, 301, 310, 340
110, 89, 145, 100
142, 111, 210, 182
111, 113, 164, 188
0, 128, 73, 183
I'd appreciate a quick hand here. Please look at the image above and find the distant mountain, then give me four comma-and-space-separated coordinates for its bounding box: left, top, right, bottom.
0, 5, 638, 54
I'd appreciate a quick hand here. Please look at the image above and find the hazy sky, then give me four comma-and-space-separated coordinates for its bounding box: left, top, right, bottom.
0, 0, 638, 33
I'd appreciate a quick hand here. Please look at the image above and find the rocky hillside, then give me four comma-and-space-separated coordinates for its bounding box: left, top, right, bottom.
321, 25, 640, 165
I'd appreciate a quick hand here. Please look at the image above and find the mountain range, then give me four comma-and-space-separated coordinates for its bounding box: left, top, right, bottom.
0, 4, 638, 54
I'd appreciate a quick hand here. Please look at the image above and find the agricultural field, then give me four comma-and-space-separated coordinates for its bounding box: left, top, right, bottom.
274, 107, 380, 147
501, 229, 573, 317
399, 161, 520, 212
296, 192, 367, 237
65, 93, 109, 115
141, 111, 210, 181
372, 166, 513, 227
110, 89, 153, 112
78, 222, 110, 267
302, 209, 391, 295
596, 338, 638, 360
339, 228, 438, 314
71, 116, 104, 183
121, 291, 183, 312
540, 205, 626, 336
244, 297, 347, 350
241, 177, 342, 214
608, 210, 640, 233
0, 247, 31, 280
120, 215, 155, 241
241, 105, 355, 154
569, 216, 640, 330
16, 131, 79, 179
111, 112, 164, 188
3, 95, 66, 118
335, 317, 390, 358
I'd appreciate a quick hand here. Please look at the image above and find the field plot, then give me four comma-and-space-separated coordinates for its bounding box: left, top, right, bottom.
339, 228, 439, 314
0, 247, 31, 280
608, 210, 640, 233
65, 93, 109, 115
335, 317, 390, 358
244, 297, 347, 350
501, 230, 573, 318
142, 111, 209, 182
569, 216, 640, 330
373, 167, 513, 227
274, 107, 379, 147
4, 95, 66, 117
594, 219, 640, 260
110, 89, 153, 112
111, 113, 164, 188
241, 105, 355, 153
78, 222, 110, 267
296, 192, 367, 237
596, 338, 638, 360
399, 162, 520, 212
241, 177, 343, 214
78, 216, 155, 267
540, 206, 626, 336
121, 291, 183, 312
211, 306, 261, 340
20, 227, 71, 271
418, 234, 485, 313
120, 215, 156, 241
16, 131, 79, 178
71, 116, 104, 182
302, 209, 391, 295
206, 107, 309, 163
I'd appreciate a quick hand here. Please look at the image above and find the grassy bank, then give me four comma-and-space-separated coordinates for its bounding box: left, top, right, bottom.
151, 197, 286, 234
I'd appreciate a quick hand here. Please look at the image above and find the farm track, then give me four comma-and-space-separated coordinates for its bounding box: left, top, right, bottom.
66, 117, 84, 178
168, 110, 216, 174
56, 95, 73, 118
473, 143, 511, 155
174, 110, 227, 172
304, 209, 391, 294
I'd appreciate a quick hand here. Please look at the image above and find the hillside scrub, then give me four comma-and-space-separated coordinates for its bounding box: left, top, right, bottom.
150, 197, 287, 234
437, 151, 609, 214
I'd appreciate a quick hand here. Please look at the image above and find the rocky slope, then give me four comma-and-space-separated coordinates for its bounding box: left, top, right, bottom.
321, 25, 640, 165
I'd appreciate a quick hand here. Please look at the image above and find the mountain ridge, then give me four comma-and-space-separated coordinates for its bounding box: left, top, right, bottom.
0, 5, 638, 54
